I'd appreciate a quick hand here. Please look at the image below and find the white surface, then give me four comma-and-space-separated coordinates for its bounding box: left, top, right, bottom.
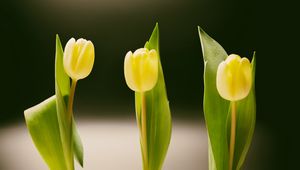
0, 118, 208, 170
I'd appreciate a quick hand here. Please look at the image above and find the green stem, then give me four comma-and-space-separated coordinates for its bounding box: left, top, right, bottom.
68, 79, 77, 121
141, 92, 148, 170
229, 101, 236, 170
66, 79, 77, 170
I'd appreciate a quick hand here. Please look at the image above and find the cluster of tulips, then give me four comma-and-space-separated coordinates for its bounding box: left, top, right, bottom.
25, 23, 256, 170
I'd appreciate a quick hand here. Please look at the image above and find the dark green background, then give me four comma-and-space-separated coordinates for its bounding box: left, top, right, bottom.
1, 0, 288, 169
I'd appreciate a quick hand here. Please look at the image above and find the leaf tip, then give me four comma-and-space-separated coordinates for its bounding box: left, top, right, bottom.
197, 26, 206, 37
197, 26, 202, 33
252, 51, 256, 60
251, 51, 256, 66
153, 22, 159, 36
24, 96, 56, 121
77, 156, 84, 168
197, 26, 208, 61
55, 34, 63, 52
146, 23, 160, 51
56, 34, 60, 43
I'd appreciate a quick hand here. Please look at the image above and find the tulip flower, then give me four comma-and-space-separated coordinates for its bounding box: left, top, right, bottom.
63, 38, 95, 81
124, 47, 159, 170
216, 54, 252, 101
124, 48, 158, 92
63, 37, 95, 125
62, 37, 95, 170
216, 54, 252, 170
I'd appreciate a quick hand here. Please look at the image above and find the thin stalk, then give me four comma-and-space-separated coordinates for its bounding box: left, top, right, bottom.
141, 92, 148, 170
68, 79, 77, 121
66, 79, 77, 170
229, 101, 236, 170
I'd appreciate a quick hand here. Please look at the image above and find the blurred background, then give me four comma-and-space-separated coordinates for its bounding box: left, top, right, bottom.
1, 0, 288, 169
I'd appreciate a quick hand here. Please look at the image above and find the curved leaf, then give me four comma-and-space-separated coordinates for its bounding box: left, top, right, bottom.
24, 35, 83, 170
24, 96, 68, 170
24, 95, 84, 169
135, 23, 172, 170
199, 27, 256, 170
199, 27, 229, 170
73, 118, 84, 167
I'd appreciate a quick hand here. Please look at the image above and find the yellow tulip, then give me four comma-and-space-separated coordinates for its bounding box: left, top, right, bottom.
216, 54, 252, 101
124, 48, 158, 92
63, 38, 95, 81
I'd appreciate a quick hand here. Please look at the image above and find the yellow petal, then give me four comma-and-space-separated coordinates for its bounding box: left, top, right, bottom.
216, 54, 252, 101
217, 61, 234, 100
63, 38, 95, 81
74, 41, 95, 80
140, 49, 158, 91
124, 51, 140, 91
63, 38, 76, 79
226, 54, 241, 71
235, 58, 252, 100
124, 48, 158, 92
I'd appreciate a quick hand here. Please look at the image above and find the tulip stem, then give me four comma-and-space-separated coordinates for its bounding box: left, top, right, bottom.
141, 92, 148, 170
229, 101, 236, 170
68, 79, 77, 120
66, 79, 77, 170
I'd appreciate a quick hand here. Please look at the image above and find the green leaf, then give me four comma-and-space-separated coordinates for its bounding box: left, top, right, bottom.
24, 96, 84, 169
208, 139, 217, 170
24, 35, 83, 170
135, 23, 172, 170
24, 96, 68, 170
55, 35, 70, 98
198, 27, 256, 170
199, 27, 229, 170
55, 34, 74, 170
73, 117, 84, 167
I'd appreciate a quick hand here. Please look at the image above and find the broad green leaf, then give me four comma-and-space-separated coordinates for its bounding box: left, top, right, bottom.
24, 35, 83, 170
199, 27, 229, 170
199, 27, 256, 170
24, 96, 68, 170
135, 23, 172, 170
24, 95, 84, 169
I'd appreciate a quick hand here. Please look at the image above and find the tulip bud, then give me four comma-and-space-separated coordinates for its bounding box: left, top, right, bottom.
63, 38, 95, 81
124, 48, 158, 92
216, 54, 252, 101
